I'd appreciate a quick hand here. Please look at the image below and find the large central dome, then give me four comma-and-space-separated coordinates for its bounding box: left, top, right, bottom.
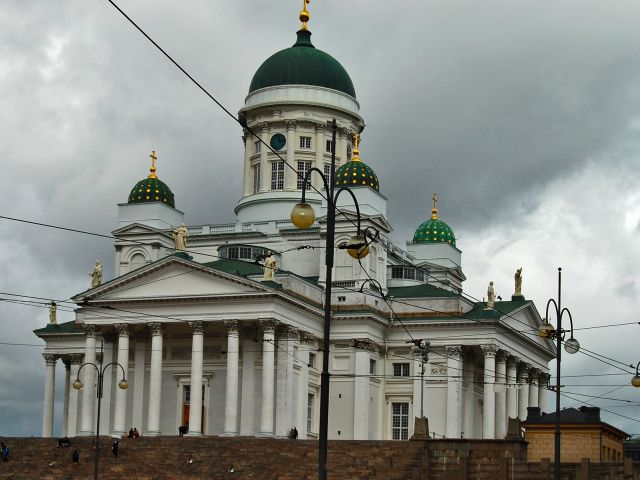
249, 30, 356, 98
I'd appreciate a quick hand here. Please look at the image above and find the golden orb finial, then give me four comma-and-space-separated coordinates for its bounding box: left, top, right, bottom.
148, 150, 158, 179
431, 193, 438, 220
352, 132, 361, 162
299, 0, 311, 30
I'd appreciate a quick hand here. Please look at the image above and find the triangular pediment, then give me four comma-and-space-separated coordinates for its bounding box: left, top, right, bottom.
112, 223, 169, 236
500, 302, 555, 356
73, 256, 271, 303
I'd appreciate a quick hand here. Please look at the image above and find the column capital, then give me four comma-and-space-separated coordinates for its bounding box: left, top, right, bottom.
277, 324, 298, 339
148, 322, 164, 336
224, 320, 239, 333
315, 124, 325, 134
259, 318, 278, 332
285, 120, 297, 131
352, 338, 375, 352
83, 324, 97, 337
446, 345, 463, 359
507, 355, 521, 367
298, 331, 315, 344
43, 353, 57, 366
189, 321, 205, 334
529, 369, 540, 383
69, 353, 84, 365
480, 344, 498, 357
496, 350, 507, 362
62, 356, 71, 369
258, 122, 270, 133
114, 323, 129, 336
518, 363, 531, 381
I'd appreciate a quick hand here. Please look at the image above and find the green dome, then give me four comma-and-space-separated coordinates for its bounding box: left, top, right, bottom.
335, 159, 379, 191
249, 30, 356, 98
128, 177, 175, 208
413, 215, 456, 247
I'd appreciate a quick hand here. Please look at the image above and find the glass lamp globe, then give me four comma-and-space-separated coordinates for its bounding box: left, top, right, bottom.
118, 379, 129, 390
631, 375, 640, 388
72, 379, 84, 390
538, 322, 555, 339
290, 202, 315, 229
564, 337, 580, 354
347, 235, 370, 259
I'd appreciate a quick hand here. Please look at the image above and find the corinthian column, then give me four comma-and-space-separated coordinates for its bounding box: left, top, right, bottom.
506, 355, 519, 421
67, 354, 83, 437
529, 369, 539, 408
259, 122, 269, 191
518, 364, 530, 420
61, 358, 70, 437
224, 320, 240, 435
79, 325, 97, 435
259, 319, 277, 436
481, 344, 497, 439
445, 345, 463, 438
42, 354, 57, 437
112, 324, 129, 435
284, 120, 296, 190
187, 321, 205, 436
495, 350, 507, 439
147, 322, 164, 436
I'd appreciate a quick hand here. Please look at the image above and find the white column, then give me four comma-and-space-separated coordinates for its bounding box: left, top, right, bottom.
42, 354, 57, 437
242, 128, 252, 197
529, 369, 539, 408
445, 345, 463, 438
353, 341, 371, 440
240, 337, 256, 435
224, 320, 240, 435
147, 322, 164, 436
481, 345, 497, 439
132, 333, 146, 433
187, 321, 204, 436
518, 364, 530, 420
338, 128, 348, 167
462, 353, 475, 438
67, 354, 82, 437
62, 359, 70, 437
285, 120, 296, 190
506, 355, 519, 422
112, 325, 129, 435
539, 373, 549, 413
314, 125, 325, 191
98, 338, 114, 435
495, 351, 507, 439
79, 325, 97, 435
259, 122, 269, 192
276, 326, 296, 437
296, 334, 311, 439
259, 319, 276, 436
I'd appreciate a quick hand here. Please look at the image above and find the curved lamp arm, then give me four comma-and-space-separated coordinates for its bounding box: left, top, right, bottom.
544, 298, 560, 327
333, 187, 362, 234
359, 278, 385, 299
560, 308, 575, 338
299, 167, 330, 204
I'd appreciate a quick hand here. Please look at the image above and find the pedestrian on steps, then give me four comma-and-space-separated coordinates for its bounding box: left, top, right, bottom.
112, 439, 119, 458
1, 442, 9, 462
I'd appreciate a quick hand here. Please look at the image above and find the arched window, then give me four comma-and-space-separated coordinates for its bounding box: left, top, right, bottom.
130, 253, 146, 271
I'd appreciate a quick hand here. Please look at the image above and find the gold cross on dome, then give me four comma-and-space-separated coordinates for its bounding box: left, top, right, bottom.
148, 150, 158, 179
353, 132, 360, 150
431, 193, 438, 220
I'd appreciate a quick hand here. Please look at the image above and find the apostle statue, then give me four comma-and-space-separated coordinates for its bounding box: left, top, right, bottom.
49, 302, 57, 325
90, 261, 103, 288
514, 268, 523, 296
486, 281, 495, 309
173, 224, 188, 251
263, 252, 277, 281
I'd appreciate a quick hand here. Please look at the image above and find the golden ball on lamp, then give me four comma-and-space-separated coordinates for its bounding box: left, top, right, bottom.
290, 202, 315, 229
347, 235, 369, 259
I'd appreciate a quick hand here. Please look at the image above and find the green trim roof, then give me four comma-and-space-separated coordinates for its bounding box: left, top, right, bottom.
34, 320, 83, 335
387, 283, 458, 299
335, 160, 379, 191
249, 30, 356, 98
463, 300, 529, 319
413, 218, 456, 246
128, 177, 175, 208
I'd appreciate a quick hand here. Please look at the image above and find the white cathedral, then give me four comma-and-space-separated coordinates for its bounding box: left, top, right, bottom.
36, 7, 554, 442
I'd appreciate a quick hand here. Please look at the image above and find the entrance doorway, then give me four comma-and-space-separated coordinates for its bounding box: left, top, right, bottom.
182, 385, 205, 433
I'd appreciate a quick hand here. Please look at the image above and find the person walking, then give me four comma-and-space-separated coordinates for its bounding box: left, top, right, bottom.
72, 450, 79, 463
112, 439, 119, 458
1, 442, 9, 462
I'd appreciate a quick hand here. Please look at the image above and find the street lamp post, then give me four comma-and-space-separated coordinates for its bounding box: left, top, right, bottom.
409, 339, 430, 417
537, 268, 580, 480
73, 340, 129, 480
290, 119, 376, 480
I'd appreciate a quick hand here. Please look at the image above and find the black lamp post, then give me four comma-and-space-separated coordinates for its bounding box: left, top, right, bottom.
290, 119, 376, 480
73, 340, 129, 480
537, 268, 580, 480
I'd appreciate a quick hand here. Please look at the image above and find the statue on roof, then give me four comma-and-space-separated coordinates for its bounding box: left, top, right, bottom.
90, 261, 103, 288
173, 224, 188, 251
49, 302, 57, 325
486, 281, 495, 309
514, 268, 522, 296
263, 251, 277, 281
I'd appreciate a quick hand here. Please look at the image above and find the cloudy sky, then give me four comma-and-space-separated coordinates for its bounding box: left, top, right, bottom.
1, 0, 639, 436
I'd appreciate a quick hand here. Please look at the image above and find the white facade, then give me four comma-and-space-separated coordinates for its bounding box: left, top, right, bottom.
36, 25, 555, 441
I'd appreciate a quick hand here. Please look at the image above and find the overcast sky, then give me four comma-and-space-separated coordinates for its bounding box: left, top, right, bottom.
1, 0, 639, 437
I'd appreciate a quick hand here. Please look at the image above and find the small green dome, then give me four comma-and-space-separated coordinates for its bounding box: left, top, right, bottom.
128, 152, 175, 208
413, 200, 456, 246
249, 30, 356, 98
335, 159, 379, 191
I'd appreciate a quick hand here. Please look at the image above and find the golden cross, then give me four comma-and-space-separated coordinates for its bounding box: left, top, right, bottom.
432, 193, 437, 210
300, 0, 311, 30
149, 150, 157, 179
353, 132, 360, 150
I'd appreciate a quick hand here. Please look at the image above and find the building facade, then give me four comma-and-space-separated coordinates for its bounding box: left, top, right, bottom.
35, 8, 554, 441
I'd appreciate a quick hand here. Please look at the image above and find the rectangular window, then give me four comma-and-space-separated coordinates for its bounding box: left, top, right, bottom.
271, 161, 284, 190
391, 402, 409, 440
403, 268, 416, 280
253, 165, 260, 194
308, 352, 316, 368
297, 161, 312, 190
227, 247, 239, 259
393, 363, 410, 377
239, 247, 252, 260
307, 394, 314, 432
323, 164, 331, 189
325, 139, 334, 153
416, 269, 424, 282
370, 359, 376, 375
391, 266, 404, 279
300, 136, 311, 149
254, 140, 261, 154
